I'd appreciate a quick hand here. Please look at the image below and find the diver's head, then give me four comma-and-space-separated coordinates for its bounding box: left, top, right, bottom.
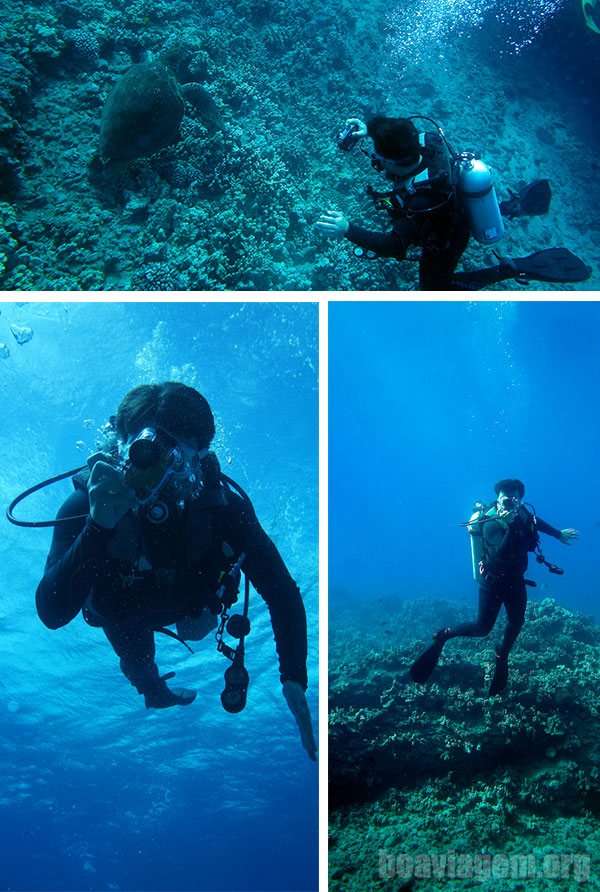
367, 116, 422, 179
116, 382, 215, 450
116, 382, 216, 503
494, 478, 525, 515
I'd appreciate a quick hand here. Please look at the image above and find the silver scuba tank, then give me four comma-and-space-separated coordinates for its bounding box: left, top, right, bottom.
457, 154, 505, 245
467, 501, 496, 582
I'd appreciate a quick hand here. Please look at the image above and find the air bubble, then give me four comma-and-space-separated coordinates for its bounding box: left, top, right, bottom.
10, 324, 34, 345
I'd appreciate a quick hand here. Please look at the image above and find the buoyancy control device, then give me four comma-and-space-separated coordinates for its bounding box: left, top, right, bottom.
463, 500, 564, 582
408, 116, 504, 246
364, 115, 505, 247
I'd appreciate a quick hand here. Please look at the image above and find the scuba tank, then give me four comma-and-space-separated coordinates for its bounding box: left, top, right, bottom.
457, 153, 505, 245
467, 501, 489, 582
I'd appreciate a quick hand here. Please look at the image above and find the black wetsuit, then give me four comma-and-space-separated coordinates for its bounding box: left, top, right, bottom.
345, 131, 510, 291
447, 509, 562, 657
346, 215, 471, 291
36, 486, 308, 694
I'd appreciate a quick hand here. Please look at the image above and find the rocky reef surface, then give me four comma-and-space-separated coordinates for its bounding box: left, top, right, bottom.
330, 594, 600, 890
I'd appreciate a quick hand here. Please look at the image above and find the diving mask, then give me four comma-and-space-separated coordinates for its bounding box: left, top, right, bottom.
372, 150, 422, 181
497, 494, 521, 516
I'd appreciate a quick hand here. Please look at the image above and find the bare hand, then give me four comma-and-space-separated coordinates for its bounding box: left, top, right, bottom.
315, 210, 349, 239
346, 117, 368, 138
282, 680, 317, 762
87, 453, 137, 529
560, 528, 579, 544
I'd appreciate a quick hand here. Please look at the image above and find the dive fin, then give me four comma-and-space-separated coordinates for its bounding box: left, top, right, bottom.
499, 179, 551, 219
454, 248, 593, 289
496, 248, 593, 284
489, 653, 509, 697
410, 629, 450, 683
410, 641, 443, 683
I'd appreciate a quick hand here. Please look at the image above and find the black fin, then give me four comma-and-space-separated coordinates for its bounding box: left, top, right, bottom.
455, 247, 593, 289
506, 247, 593, 283
410, 639, 444, 684
500, 179, 551, 218
489, 655, 509, 697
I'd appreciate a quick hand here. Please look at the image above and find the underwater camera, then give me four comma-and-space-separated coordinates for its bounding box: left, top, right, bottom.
337, 121, 360, 151
121, 427, 184, 503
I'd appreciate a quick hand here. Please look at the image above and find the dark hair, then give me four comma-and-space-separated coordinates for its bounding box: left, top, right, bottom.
116, 382, 215, 448
494, 478, 525, 499
366, 116, 420, 162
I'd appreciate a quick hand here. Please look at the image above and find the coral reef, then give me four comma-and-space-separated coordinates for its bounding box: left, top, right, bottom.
0, 0, 598, 289
330, 595, 600, 890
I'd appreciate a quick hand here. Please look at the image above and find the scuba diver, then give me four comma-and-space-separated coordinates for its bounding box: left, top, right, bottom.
28, 382, 316, 761
409, 479, 579, 695
316, 115, 592, 290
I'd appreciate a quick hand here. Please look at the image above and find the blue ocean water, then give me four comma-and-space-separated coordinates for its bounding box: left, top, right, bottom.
0, 301, 318, 892
330, 300, 600, 620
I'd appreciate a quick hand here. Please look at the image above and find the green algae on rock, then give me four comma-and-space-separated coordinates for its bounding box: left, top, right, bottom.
329, 595, 600, 891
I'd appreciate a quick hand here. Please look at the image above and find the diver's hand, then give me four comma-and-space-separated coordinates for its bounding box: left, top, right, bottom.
560, 528, 579, 544
346, 117, 367, 138
282, 680, 317, 762
315, 211, 349, 239
87, 453, 137, 529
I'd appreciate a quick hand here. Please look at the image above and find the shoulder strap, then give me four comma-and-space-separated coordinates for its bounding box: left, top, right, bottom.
520, 505, 540, 547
